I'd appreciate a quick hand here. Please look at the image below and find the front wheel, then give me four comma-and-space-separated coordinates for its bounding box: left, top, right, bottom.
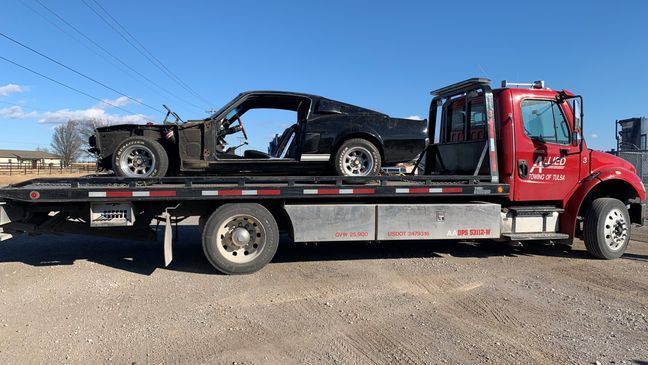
583, 198, 631, 259
112, 137, 169, 178
334, 138, 382, 176
202, 203, 279, 274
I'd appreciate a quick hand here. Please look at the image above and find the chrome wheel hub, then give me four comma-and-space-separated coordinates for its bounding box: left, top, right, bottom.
603, 208, 628, 251
216, 215, 266, 264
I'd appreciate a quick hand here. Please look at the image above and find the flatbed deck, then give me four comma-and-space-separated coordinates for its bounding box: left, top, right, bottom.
0, 174, 509, 203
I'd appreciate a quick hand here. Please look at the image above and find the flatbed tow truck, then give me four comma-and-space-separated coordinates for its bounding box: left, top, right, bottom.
0, 79, 644, 274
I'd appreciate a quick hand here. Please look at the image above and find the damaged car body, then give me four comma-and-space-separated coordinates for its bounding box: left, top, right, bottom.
89, 91, 428, 177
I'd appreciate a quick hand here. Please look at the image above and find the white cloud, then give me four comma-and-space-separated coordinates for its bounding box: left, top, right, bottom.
0, 83, 28, 97
0, 106, 38, 119
406, 115, 424, 120
38, 108, 149, 124
0, 105, 150, 125
94, 96, 136, 109
590, 133, 599, 139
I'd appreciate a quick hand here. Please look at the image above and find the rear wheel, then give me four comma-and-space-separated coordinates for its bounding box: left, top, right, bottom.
113, 137, 169, 178
583, 198, 630, 259
202, 203, 279, 274
334, 138, 381, 176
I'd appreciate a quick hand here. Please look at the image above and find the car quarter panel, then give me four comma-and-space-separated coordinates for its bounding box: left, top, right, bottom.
303, 114, 427, 164
94, 125, 171, 170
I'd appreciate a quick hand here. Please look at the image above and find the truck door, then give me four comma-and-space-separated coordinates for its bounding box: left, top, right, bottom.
513, 96, 581, 201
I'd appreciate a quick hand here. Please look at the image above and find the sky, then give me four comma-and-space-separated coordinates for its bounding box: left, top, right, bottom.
1, 0, 647, 157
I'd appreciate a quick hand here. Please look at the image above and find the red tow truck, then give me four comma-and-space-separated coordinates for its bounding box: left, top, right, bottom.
0, 78, 644, 274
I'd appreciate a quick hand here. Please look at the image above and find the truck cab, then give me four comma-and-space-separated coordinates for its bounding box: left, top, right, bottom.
424, 78, 644, 244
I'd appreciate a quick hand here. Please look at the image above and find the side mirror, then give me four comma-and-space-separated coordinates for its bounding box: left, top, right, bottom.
569, 96, 583, 146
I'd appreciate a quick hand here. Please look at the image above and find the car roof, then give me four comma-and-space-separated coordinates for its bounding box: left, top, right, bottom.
238, 90, 324, 99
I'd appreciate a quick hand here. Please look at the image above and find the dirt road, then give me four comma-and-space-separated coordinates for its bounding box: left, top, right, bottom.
0, 223, 646, 364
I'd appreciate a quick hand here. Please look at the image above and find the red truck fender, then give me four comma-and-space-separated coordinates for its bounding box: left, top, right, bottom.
560, 167, 645, 238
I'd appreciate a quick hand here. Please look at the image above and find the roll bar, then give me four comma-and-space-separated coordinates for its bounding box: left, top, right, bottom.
426, 78, 499, 183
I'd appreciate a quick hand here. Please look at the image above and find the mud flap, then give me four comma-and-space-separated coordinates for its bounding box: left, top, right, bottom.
162, 211, 173, 267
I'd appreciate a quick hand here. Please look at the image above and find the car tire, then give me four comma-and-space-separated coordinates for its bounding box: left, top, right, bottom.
334, 138, 381, 176
112, 137, 169, 178
583, 198, 630, 259
202, 203, 280, 275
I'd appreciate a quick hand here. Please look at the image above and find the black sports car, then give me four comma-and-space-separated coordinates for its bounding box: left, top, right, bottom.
89, 91, 428, 177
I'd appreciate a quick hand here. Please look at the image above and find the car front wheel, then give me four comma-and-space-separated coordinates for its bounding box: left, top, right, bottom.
334, 138, 381, 176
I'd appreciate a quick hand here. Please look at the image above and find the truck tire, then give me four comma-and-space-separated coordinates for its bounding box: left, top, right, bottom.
112, 137, 169, 178
583, 198, 630, 259
334, 138, 382, 176
202, 203, 279, 274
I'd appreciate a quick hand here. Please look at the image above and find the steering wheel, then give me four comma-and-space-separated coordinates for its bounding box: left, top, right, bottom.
236, 116, 248, 140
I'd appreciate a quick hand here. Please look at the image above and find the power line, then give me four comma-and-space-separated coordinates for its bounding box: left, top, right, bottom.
0, 31, 163, 114
81, 0, 212, 107
32, 0, 206, 111
19, 0, 166, 104
0, 55, 142, 115
89, 0, 212, 106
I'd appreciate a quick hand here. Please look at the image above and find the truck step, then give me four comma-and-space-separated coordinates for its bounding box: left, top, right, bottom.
502, 232, 569, 241
508, 206, 564, 214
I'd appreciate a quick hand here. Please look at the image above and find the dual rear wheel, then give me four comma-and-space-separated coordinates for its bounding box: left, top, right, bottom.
202, 204, 279, 275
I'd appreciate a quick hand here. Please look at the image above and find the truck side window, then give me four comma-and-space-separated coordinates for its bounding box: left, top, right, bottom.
521, 100, 570, 144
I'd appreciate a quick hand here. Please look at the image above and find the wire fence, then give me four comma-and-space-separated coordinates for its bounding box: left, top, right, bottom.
0, 162, 96, 176
613, 150, 648, 184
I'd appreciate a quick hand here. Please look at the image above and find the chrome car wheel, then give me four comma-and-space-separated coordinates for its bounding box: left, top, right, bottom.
342, 146, 374, 176
119, 145, 156, 177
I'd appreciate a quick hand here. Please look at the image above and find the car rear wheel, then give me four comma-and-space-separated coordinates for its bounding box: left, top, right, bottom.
112, 137, 169, 178
334, 138, 381, 176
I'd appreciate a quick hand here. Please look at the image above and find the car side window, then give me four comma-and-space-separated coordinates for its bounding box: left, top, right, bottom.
521, 99, 570, 144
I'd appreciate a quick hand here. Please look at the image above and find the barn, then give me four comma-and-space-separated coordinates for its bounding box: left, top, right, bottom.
0, 149, 62, 168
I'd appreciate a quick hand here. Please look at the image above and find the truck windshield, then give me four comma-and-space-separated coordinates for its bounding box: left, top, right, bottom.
521, 99, 570, 144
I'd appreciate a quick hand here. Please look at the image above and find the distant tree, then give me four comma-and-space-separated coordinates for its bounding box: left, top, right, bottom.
35, 146, 50, 153
51, 120, 82, 166
75, 118, 108, 159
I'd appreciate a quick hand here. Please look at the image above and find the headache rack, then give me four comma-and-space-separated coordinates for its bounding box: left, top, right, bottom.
420, 78, 500, 183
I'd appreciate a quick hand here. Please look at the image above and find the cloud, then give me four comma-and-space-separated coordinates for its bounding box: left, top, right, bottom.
94, 96, 136, 109
0, 105, 150, 124
0, 84, 28, 97
406, 115, 424, 120
590, 133, 599, 139
38, 108, 150, 124
0, 106, 38, 119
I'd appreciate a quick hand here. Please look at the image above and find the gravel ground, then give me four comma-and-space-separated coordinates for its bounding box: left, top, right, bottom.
0, 221, 646, 364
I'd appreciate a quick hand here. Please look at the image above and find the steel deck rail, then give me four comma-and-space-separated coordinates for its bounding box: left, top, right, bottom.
0, 175, 509, 203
